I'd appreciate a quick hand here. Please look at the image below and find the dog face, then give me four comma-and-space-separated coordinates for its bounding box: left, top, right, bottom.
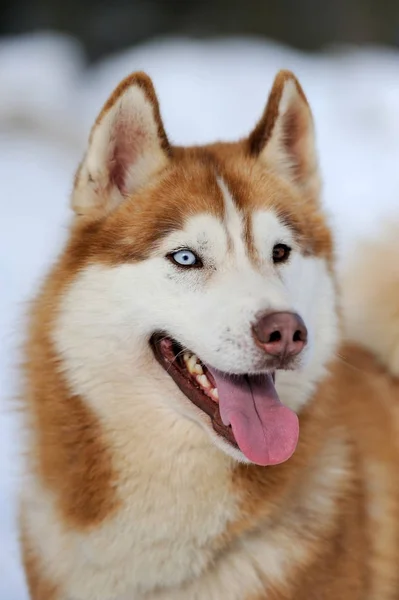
54, 71, 339, 467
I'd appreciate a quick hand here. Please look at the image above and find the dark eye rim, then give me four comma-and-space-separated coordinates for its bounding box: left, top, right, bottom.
166, 248, 204, 269
272, 243, 291, 264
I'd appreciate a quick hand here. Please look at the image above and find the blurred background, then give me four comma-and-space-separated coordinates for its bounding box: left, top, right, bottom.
3, 0, 399, 59
1, 2, 399, 599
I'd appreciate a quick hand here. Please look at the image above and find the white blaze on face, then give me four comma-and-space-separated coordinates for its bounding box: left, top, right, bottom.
251, 207, 339, 410
152, 176, 294, 374
54, 173, 338, 429
156, 175, 338, 412
216, 176, 249, 269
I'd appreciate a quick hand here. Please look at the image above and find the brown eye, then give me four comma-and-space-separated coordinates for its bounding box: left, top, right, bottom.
272, 243, 291, 264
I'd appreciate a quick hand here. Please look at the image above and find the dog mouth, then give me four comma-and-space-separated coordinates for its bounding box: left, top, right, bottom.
150, 333, 299, 466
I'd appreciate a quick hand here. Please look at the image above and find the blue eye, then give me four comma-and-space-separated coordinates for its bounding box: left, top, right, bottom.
169, 249, 201, 267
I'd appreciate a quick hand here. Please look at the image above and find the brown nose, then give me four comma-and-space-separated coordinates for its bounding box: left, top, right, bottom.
252, 311, 308, 359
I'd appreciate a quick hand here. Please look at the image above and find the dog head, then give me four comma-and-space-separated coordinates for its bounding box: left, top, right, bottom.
54, 71, 339, 467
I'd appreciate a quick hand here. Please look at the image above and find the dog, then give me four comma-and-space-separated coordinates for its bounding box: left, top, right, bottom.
19, 69, 399, 599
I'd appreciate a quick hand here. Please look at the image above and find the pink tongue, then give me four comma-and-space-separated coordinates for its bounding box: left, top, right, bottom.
206, 369, 299, 466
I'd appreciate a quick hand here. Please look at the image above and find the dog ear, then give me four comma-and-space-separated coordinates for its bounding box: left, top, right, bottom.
72, 72, 170, 218
248, 70, 320, 201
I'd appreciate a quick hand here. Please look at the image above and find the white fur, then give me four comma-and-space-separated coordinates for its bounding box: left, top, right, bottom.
24, 170, 340, 598
55, 176, 338, 463
23, 427, 349, 600
217, 176, 249, 267
276, 251, 339, 411
33, 175, 340, 597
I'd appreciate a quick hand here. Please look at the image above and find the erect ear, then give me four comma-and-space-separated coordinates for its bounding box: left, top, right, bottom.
248, 70, 320, 201
72, 72, 170, 218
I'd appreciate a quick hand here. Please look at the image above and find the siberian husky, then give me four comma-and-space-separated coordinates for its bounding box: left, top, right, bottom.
20, 70, 399, 599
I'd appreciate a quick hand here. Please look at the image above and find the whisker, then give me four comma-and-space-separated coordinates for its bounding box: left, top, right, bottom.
151, 333, 195, 375
165, 345, 190, 374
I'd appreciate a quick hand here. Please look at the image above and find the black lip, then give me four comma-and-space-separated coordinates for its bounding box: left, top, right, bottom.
150, 332, 238, 449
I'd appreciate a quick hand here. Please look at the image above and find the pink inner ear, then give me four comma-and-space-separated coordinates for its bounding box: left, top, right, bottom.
283, 104, 309, 182
108, 119, 148, 196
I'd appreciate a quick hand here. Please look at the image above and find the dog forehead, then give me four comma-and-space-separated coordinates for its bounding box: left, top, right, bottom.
102, 158, 297, 265
70, 149, 332, 270
117, 150, 291, 235
158, 174, 291, 265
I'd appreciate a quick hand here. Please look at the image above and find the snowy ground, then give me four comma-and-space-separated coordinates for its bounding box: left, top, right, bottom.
1, 32, 399, 598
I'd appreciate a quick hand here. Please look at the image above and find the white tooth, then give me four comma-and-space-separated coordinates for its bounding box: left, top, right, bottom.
210, 388, 219, 401
197, 374, 211, 389
188, 355, 198, 373
193, 363, 203, 375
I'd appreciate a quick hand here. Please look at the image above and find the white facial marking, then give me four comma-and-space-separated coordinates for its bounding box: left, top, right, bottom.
54, 174, 338, 467
217, 176, 248, 267
276, 254, 339, 411
22, 423, 348, 599
251, 209, 297, 263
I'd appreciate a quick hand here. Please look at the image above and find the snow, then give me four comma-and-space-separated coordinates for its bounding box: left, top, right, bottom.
1, 32, 399, 598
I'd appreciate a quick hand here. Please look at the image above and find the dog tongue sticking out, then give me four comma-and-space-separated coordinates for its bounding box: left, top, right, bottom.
206, 368, 299, 466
